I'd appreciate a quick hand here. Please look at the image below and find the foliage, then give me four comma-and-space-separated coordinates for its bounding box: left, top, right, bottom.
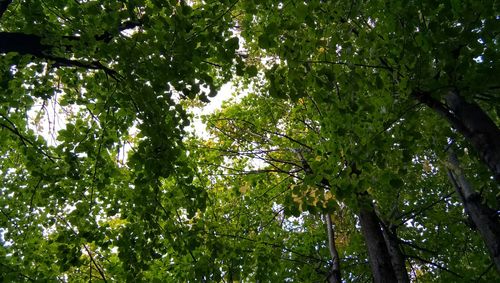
1, 0, 499, 282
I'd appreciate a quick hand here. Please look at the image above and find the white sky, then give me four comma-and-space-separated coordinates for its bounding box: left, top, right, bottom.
187, 82, 238, 138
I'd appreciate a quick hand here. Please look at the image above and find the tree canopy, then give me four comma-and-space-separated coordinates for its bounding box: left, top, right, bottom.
1, 0, 499, 282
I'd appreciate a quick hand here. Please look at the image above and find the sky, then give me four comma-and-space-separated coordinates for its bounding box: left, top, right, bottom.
188, 82, 239, 138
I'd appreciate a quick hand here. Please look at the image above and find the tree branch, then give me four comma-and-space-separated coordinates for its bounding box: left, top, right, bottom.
57, 216, 108, 283
0, 32, 120, 79
0, 114, 58, 162
396, 190, 455, 227
406, 254, 463, 278
213, 232, 325, 263
304, 60, 393, 70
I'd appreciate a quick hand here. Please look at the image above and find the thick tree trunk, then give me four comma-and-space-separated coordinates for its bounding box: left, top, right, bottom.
414, 90, 500, 182
447, 151, 500, 273
380, 225, 410, 283
324, 212, 342, 283
358, 195, 398, 283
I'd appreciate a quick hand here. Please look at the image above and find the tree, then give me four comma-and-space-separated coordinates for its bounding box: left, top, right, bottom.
234, 0, 500, 276
1, 0, 499, 281
198, 92, 498, 281
0, 0, 240, 280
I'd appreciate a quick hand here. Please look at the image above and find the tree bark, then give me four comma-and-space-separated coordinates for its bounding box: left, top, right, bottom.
446, 151, 500, 273
414, 90, 500, 182
324, 212, 342, 283
358, 195, 398, 283
380, 224, 410, 283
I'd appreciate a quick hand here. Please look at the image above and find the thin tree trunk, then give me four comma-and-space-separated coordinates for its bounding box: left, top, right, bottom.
446, 150, 500, 273
358, 195, 398, 283
414, 90, 500, 182
324, 212, 342, 283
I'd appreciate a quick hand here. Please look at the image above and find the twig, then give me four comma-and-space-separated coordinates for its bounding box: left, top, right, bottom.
304, 60, 393, 70
0, 115, 58, 162
406, 254, 462, 278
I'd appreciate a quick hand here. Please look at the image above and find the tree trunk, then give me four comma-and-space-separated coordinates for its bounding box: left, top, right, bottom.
380, 225, 410, 283
447, 150, 500, 273
324, 212, 342, 283
358, 195, 398, 283
414, 90, 500, 182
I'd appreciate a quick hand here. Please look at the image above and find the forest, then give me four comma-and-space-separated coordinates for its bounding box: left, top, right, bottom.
0, 0, 499, 282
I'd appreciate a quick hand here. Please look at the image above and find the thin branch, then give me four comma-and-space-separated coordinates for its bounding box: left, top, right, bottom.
186, 0, 240, 43
399, 240, 439, 256
0, 115, 58, 162
201, 60, 222, 68
475, 263, 494, 282
0, 208, 22, 235
213, 232, 325, 263
175, 209, 198, 263
56, 216, 108, 283
368, 101, 421, 144
397, 190, 455, 226
216, 117, 314, 151
304, 60, 393, 70
49, 57, 121, 81
406, 254, 463, 278
0, 262, 35, 282
28, 178, 43, 214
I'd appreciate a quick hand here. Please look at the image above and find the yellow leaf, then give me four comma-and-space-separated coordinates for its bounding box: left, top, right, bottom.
292, 193, 304, 211
315, 155, 322, 161
312, 195, 319, 206
107, 218, 128, 229
324, 191, 333, 201
367, 186, 373, 194
423, 160, 431, 173
239, 183, 249, 194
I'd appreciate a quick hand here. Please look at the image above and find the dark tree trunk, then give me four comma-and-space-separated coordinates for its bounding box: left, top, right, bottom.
324, 212, 342, 283
380, 225, 410, 283
447, 151, 500, 273
358, 195, 398, 283
414, 90, 500, 182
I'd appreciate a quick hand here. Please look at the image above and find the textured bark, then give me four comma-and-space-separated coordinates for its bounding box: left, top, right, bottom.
414, 90, 500, 182
324, 212, 342, 283
358, 196, 398, 283
380, 225, 410, 283
447, 151, 500, 273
